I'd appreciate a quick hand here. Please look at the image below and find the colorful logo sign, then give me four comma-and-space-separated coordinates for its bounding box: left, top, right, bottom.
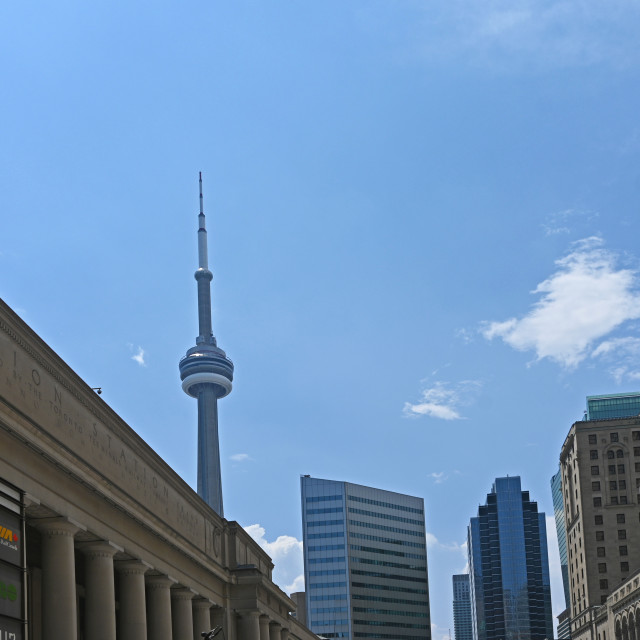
0, 528, 17, 544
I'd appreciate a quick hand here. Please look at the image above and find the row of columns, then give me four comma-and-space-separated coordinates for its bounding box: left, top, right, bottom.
237, 611, 290, 640
36, 517, 228, 640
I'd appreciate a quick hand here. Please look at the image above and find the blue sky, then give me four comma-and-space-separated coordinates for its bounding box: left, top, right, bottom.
2, 1, 640, 636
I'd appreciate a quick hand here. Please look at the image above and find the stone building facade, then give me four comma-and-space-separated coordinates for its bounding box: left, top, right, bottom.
569, 569, 640, 640
0, 299, 317, 640
560, 416, 640, 637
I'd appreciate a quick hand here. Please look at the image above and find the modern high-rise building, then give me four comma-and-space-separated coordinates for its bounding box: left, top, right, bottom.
551, 468, 571, 639
559, 401, 640, 640
467, 476, 553, 640
584, 392, 640, 421
452, 574, 473, 640
301, 476, 431, 640
179, 173, 234, 516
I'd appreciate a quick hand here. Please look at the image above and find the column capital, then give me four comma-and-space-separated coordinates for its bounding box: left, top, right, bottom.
238, 609, 262, 620
269, 621, 282, 630
171, 586, 197, 601
193, 597, 214, 610
77, 540, 122, 558
115, 558, 152, 575
35, 516, 83, 537
145, 574, 177, 590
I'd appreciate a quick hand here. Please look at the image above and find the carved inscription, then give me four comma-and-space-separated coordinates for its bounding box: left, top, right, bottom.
0, 327, 203, 546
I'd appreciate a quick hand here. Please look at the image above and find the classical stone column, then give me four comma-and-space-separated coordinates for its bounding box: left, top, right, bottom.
171, 587, 195, 640
37, 518, 80, 640
146, 575, 175, 640
269, 621, 282, 640
79, 541, 118, 640
280, 627, 289, 640
193, 599, 213, 640
259, 615, 270, 640
211, 605, 226, 638
116, 560, 149, 640
237, 611, 261, 640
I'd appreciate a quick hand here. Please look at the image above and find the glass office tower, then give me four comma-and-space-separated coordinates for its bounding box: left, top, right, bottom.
453, 574, 473, 640
301, 476, 431, 640
585, 392, 640, 420
550, 468, 571, 639
467, 477, 553, 640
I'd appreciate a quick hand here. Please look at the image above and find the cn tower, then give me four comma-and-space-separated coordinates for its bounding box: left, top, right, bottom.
179, 173, 234, 516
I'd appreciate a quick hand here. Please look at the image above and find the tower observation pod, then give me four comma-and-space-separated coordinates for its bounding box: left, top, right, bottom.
179, 173, 234, 516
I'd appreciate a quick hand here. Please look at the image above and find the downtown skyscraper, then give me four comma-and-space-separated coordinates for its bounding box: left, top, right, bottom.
452, 574, 473, 640
301, 476, 431, 640
467, 476, 553, 640
551, 469, 571, 639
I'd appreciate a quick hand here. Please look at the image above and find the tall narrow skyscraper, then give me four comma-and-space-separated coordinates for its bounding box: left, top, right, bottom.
301, 475, 431, 640
179, 173, 234, 516
467, 476, 553, 640
453, 574, 473, 640
550, 468, 571, 639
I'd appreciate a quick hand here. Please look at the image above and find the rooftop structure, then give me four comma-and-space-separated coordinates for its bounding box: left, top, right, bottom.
585, 393, 640, 421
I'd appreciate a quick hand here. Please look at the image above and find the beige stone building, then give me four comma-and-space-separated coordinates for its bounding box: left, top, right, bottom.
568, 568, 640, 640
0, 299, 317, 640
560, 416, 640, 640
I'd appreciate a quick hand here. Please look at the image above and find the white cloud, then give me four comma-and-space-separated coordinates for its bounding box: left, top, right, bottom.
130, 345, 146, 367
244, 524, 304, 595
591, 337, 640, 383
482, 238, 640, 368
406, 0, 640, 70
426, 532, 467, 560
404, 380, 482, 420
429, 472, 447, 484
542, 208, 598, 237
431, 623, 451, 640
230, 453, 252, 462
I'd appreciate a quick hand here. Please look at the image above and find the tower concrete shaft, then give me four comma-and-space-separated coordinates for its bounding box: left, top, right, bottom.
179, 173, 234, 516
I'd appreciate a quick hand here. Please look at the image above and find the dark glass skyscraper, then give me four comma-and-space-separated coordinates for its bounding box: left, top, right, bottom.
453, 574, 473, 640
301, 476, 431, 640
467, 476, 553, 640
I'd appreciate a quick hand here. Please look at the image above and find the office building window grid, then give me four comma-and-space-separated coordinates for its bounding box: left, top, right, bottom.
302, 476, 430, 640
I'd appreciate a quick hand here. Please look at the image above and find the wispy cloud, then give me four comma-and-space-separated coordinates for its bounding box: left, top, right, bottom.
482, 238, 640, 369
426, 532, 468, 569
591, 336, 640, 383
542, 208, 598, 237
405, 0, 640, 70
431, 623, 452, 640
429, 472, 447, 484
404, 380, 482, 420
127, 344, 146, 367
230, 453, 252, 462
244, 524, 303, 594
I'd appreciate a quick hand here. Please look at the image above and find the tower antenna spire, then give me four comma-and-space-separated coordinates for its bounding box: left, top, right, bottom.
179, 172, 234, 516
